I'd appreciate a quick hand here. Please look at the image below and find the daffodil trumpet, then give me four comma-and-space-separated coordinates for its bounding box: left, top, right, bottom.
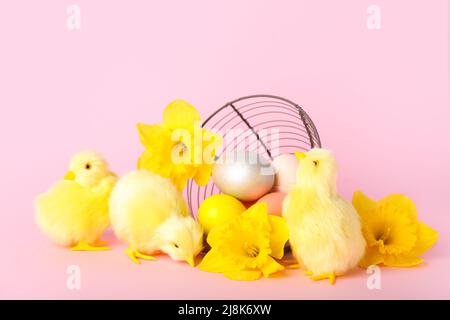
353, 191, 438, 268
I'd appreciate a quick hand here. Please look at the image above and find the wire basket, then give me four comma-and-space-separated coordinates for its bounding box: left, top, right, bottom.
185, 94, 322, 217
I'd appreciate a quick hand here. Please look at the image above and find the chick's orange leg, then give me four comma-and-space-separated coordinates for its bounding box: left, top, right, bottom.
310, 272, 342, 285
71, 241, 111, 251
125, 247, 156, 264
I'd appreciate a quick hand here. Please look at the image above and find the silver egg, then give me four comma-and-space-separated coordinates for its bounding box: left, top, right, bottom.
212, 150, 275, 202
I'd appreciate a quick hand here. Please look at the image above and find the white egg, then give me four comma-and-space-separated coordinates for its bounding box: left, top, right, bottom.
212, 150, 275, 202
271, 154, 299, 193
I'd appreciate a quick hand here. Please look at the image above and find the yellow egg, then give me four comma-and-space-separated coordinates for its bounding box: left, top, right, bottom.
198, 194, 246, 234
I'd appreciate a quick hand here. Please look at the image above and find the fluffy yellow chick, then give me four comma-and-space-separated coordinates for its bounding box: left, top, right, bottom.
109, 169, 204, 265
35, 151, 117, 251
282, 148, 366, 284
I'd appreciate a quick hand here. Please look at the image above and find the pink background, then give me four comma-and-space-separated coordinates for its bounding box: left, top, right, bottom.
0, 0, 449, 299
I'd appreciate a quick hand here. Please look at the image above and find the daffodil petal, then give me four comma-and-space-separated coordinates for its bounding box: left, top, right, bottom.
223, 270, 262, 281
352, 191, 377, 217
136, 123, 175, 176
136, 123, 170, 147
379, 194, 418, 220
260, 256, 284, 277
409, 222, 439, 257
198, 249, 236, 273
137, 150, 151, 170
162, 99, 201, 130
193, 163, 213, 186
137, 150, 171, 177
358, 245, 384, 268
206, 224, 229, 248
173, 176, 188, 191
382, 255, 423, 267
244, 202, 269, 223
268, 215, 289, 260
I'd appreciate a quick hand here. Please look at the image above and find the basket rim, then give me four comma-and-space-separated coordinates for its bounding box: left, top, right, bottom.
202, 94, 322, 148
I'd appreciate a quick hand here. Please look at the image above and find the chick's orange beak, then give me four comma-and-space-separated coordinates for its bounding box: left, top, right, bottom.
64, 171, 75, 180
295, 151, 306, 160
187, 256, 195, 267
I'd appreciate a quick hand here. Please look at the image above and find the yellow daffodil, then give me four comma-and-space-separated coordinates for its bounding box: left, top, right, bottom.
198, 202, 289, 281
137, 99, 222, 190
353, 191, 438, 268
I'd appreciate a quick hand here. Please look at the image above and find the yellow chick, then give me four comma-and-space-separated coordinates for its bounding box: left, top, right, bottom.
109, 169, 204, 265
282, 148, 366, 284
35, 151, 117, 251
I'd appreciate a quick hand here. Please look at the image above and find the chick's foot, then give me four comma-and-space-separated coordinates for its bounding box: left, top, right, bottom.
93, 240, 108, 246
310, 272, 341, 285
71, 241, 111, 251
125, 247, 156, 264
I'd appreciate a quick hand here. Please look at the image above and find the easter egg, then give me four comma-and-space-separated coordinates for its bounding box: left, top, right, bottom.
271, 154, 298, 193
198, 194, 246, 234
256, 192, 286, 216
212, 150, 275, 202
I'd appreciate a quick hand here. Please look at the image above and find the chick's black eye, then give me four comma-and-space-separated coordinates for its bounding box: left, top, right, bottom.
85, 163, 91, 170
173, 243, 179, 248
313, 161, 319, 166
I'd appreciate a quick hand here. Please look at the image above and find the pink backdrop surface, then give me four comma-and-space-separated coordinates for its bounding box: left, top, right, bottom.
0, 0, 449, 299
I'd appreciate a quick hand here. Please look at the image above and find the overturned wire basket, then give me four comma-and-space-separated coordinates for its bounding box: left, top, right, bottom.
185, 94, 322, 217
